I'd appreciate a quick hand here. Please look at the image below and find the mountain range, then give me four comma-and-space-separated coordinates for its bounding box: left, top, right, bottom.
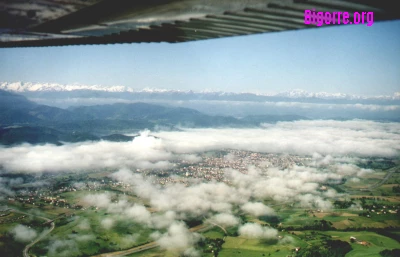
1, 89, 313, 145
1, 82, 399, 102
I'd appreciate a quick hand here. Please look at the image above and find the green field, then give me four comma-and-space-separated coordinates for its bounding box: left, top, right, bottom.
31, 208, 154, 256
203, 228, 225, 239
322, 231, 400, 257
1, 160, 399, 257
219, 235, 303, 257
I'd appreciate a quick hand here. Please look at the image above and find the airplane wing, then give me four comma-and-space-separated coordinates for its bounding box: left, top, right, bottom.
0, 0, 399, 48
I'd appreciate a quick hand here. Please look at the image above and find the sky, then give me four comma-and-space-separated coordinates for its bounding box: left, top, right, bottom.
0, 20, 399, 96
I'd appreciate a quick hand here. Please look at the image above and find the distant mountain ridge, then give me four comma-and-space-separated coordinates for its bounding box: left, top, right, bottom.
0, 126, 137, 146
0, 89, 398, 145
2, 89, 299, 138
0, 89, 248, 132
1, 82, 399, 101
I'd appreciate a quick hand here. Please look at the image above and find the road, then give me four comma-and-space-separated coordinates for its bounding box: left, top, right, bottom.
23, 221, 55, 257
367, 168, 398, 190
360, 167, 398, 191
9, 208, 55, 257
91, 224, 213, 257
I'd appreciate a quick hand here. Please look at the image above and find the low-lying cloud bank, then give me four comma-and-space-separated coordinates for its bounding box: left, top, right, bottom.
1, 120, 399, 255
79, 157, 360, 255
157, 120, 400, 157
0, 120, 398, 174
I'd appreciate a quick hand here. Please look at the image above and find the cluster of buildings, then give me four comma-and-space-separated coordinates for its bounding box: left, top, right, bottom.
4, 151, 311, 212
149, 150, 309, 185
350, 236, 370, 246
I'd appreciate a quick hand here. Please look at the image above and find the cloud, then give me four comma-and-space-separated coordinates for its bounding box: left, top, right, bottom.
0, 133, 174, 173
10, 224, 37, 242
225, 167, 339, 204
107, 162, 346, 226
224, 153, 236, 162
77, 219, 91, 230
8, 177, 23, 186
82, 193, 112, 208
0, 120, 398, 174
101, 218, 115, 230
77, 162, 340, 256
109, 168, 136, 181
332, 163, 373, 177
151, 211, 177, 229
268, 101, 400, 112
82, 192, 153, 226
120, 234, 139, 249
124, 204, 152, 225
349, 177, 360, 183
209, 213, 240, 227
0, 178, 16, 198
100, 163, 342, 254
1, 120, 399, 254
297, 194, 332, 210
183, 247, 201, 257
278, 236, 295, 245
180, 154, 202, 163
48, 239, 80, 257
151, 222, 202, 254
238, 223, 278, 240
241, 202, 276, 217
154, 120, 400, 157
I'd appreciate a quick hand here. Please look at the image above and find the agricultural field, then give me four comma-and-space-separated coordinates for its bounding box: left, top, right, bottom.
1, 157, 399, 257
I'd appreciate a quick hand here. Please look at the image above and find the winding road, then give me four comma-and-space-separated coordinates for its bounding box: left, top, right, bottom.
23, 221, 55, 257
9, 209, 55, 257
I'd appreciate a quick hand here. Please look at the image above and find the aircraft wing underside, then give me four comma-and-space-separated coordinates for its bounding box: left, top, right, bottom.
0, 0, 399, 48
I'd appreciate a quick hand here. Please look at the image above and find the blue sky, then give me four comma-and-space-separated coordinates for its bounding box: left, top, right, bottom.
0, 20, 399, 96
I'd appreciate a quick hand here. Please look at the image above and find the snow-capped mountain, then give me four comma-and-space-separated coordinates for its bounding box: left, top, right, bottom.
273, 88, 400, 100
0, 82, 399, 100
274, 89, 349, 99
0, 81, 134, 93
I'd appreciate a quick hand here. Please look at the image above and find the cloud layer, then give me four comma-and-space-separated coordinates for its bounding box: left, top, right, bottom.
0, 120, 398, 174
2, 120, 399, 254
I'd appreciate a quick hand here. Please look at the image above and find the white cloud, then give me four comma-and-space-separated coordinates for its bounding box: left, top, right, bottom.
151, 211, 177, 229
0, 133, 174, 173
48, 239, 80, 257
101, 218, 114, 230
0, 120, 398, 174
82, 193, 112, 208
151, 222, 202, 253
77, 219, 91, 230
209, 213, 240, 227
10, 224, 37, 242
120, 234, 139, 249
241, 202, 276, 217
158, 121, 400, 157
124, 204, 152, 225
238, 223, 278, 240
